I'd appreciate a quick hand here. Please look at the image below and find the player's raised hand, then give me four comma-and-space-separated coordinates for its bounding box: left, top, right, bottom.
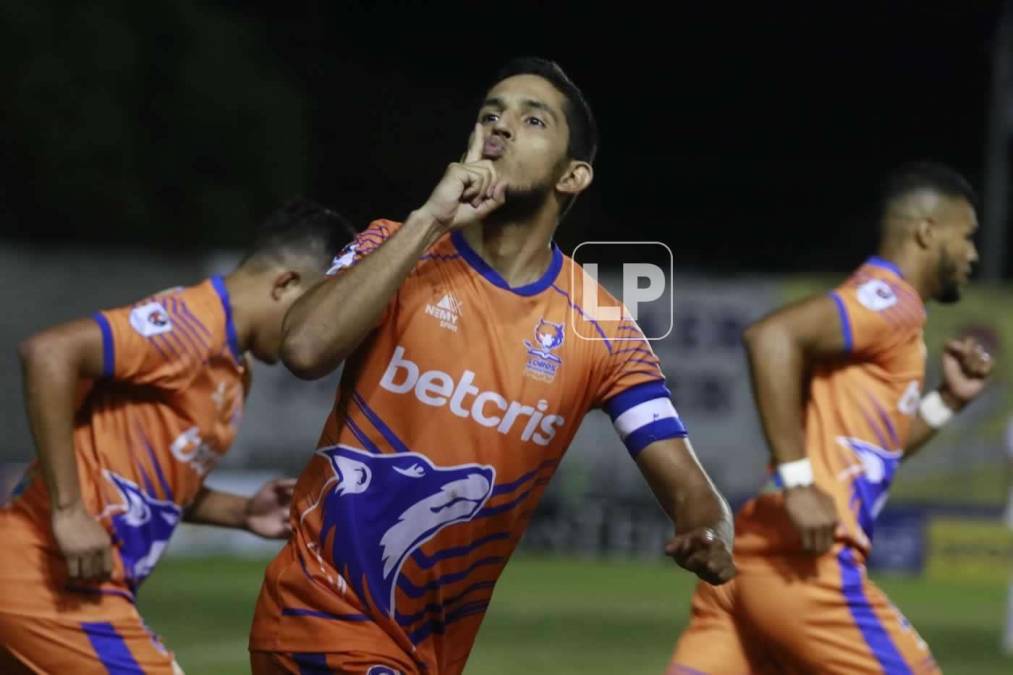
665, 527, 736, 585
52, 502, 114, 582
940, 336, 993, 406
245, 478, 296, 539
418, 123, 507, 232
784, 484, 838, 554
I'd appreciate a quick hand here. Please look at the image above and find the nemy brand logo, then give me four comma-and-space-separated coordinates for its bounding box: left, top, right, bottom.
424, 293, 462, 332
379, 346, 565, 446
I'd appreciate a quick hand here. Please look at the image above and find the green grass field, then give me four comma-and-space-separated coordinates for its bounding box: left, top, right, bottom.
139, 555, 1013, 674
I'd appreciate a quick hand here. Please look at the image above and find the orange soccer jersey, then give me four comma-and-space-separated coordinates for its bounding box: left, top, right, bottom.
672, 257, 938, 675
0, 277, 246, 673
250, 221, 686, 674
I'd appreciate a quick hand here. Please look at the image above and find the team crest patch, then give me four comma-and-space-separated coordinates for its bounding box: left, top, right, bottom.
129, 301, 173, 337
524, 318, 564, 382
367, 667, 401, 675
856, 279, 897, 311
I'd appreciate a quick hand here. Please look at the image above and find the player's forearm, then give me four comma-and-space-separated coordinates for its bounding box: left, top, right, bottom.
281, 210, 446, 379
184, 487, 249, 530
742, 322, 808, 464
636, 440, 734, 550
19, 334, 88, 510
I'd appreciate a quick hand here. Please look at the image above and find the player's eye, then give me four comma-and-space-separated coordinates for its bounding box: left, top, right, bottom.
526, 116, 546, 127
480, 112, 499, 124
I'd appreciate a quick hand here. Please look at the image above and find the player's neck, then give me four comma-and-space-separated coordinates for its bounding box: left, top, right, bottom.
875, 248, 933, 301
462, 210, 557, 288
221, 271, 257, 353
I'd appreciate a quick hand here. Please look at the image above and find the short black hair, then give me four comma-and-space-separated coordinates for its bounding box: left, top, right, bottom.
241, 198, 356, 271
491, 57, 598, 164
881, 161, 977, 213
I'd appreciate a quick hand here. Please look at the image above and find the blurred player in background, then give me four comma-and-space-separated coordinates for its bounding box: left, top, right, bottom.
670, 162, 993, 674
0, 199, 354, 674
249, 57, 735, 675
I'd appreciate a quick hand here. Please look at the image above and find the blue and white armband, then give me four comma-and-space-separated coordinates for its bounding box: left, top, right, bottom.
603, 381, 688, 457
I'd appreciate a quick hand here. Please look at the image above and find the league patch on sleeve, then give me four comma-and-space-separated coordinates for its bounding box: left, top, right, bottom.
856, 279, 897, 312
129, 301, 173, 337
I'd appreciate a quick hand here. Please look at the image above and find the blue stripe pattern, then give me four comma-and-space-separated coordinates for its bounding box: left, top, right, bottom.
603, 379, 671, 420
281, 608, 370, 622
92, 313, 116, 377
829, 291, 853, 352
408, 600, 490, 645
81, 621, 144, 674
395, 580, 496, 627
490, 460, 557, 496
137, 429, 173, 501
411, 531, 510, 570
837, 548, 913, 674
396, 557, 503, 598
351, 392, 411, 453
292, 652, 332, 675
549, 284, 613, 353
867, 256, 904, 279
624, 418, 688, 457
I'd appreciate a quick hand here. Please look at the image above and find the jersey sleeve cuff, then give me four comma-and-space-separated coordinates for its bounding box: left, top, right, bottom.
92, 312, 115, 378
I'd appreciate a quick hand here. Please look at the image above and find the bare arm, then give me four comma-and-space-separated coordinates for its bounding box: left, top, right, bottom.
281, 126, 506, 380
18, 318, 113, 581
184, 479, 295, 539
636, 438, 735, 584
742, 294, 847, 554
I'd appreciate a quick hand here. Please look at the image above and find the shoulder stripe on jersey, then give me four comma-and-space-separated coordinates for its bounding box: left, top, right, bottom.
828, 291, 853, 352
92, 312, 115, 377
171, 307, 210, 353
420, 251, 461, 262
866, 256, 905, 279
837, 548, 914, 673
549, 284, 613, 353
603, 380, 671, 420
179, 301, 213, 339
81, 622, 144, 674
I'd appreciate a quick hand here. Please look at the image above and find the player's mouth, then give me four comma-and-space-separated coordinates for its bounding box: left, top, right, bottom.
482, 137, 506, 160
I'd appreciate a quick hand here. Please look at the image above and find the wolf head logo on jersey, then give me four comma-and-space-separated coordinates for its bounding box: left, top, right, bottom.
524, 319, 564, 363
102, 471, 182, 587
316, 445, 495, 617
835, 436, 902, 539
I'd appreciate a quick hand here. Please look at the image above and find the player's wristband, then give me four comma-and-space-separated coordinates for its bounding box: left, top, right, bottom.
776, 458, 814, 489
918, 390, 954, 429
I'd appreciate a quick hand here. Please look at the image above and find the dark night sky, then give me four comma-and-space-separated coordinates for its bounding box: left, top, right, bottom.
2, 1, 1007, 275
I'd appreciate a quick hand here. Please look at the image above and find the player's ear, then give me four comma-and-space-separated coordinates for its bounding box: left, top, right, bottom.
914, 218, 935, 250
556, 160, 593, 197
271, 270, 300, 301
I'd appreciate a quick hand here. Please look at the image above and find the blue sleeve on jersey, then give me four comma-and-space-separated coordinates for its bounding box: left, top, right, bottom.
828, 291, 853, 352
92, 312, 115, 378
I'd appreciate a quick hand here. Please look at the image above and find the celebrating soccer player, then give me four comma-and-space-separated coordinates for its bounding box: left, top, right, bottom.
248, 58, 736, 675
